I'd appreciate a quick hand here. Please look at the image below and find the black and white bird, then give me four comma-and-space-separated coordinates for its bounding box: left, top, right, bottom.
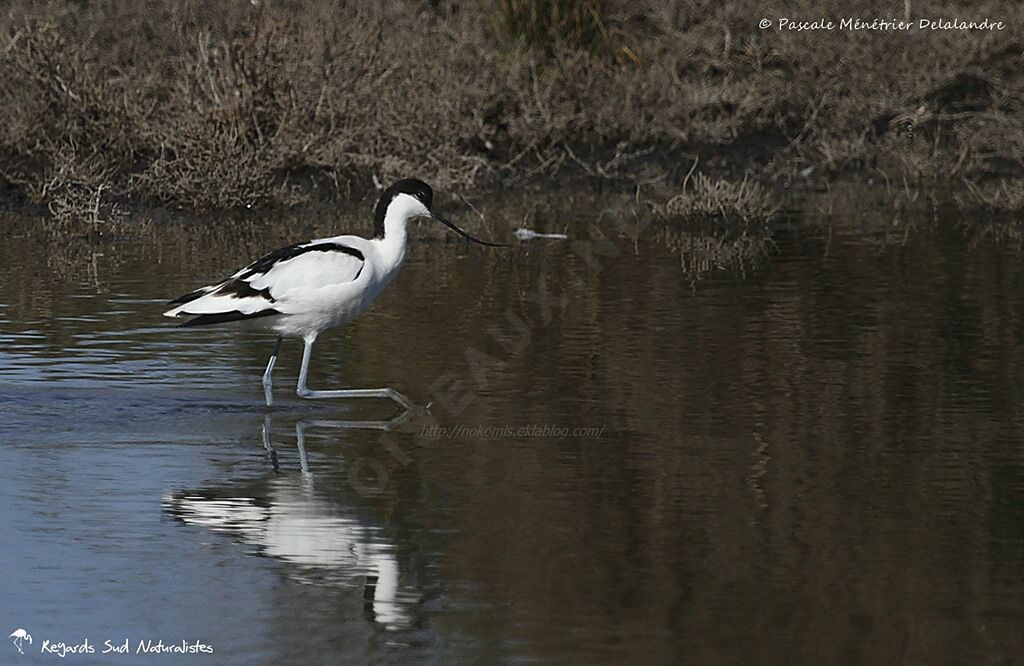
165, 179, 505, 408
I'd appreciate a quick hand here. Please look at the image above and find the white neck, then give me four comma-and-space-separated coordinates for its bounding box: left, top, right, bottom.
372, 195, 421, 280
379, 193, 428, 240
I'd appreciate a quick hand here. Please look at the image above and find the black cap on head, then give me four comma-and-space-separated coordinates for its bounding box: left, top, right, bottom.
370, 178, 507, 247
373, 179, 433, 238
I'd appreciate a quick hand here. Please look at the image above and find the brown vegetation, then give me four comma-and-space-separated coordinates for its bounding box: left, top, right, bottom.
663, 171, 779, 223
0, 0, 1021, 216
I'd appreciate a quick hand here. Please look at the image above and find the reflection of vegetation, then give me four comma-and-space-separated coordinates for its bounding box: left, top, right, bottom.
658, 226, 774, 281
954, 208, 1024, 250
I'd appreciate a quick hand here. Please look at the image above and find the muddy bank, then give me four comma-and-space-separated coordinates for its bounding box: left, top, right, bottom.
0, 0, 1021, 219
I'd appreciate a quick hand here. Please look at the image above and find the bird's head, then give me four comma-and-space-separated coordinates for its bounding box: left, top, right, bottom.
372, 179, 507, 246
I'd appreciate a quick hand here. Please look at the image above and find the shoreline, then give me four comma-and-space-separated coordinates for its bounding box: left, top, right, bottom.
1, 1, 1020, 220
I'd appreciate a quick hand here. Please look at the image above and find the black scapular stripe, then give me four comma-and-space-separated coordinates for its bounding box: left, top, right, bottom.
239, 242, 364, 279
179, 309, 282, 328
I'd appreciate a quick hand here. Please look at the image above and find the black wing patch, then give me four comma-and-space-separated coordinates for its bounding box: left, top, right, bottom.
238, 242, 364, 280
214, 279, 275, 302
179, 309, 282, 328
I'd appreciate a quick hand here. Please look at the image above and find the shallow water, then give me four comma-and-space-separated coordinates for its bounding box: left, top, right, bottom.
2, 192, 1024, 663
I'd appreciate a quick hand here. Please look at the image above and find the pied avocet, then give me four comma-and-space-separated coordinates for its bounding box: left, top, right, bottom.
164, 179, 505, 408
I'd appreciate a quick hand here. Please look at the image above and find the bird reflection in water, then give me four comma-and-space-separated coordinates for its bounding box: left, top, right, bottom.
162, 414, 421, 631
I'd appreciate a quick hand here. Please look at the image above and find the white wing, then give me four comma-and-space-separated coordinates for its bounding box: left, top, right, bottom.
164, 236, 367, 322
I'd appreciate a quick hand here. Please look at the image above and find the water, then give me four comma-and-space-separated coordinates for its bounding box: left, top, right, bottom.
2, 191, 1024, 664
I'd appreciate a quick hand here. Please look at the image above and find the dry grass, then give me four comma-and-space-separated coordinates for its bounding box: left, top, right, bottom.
0, 0, 1021, 217
499, 0, 615, 56
663, 172, 779, 223
960, 178, 1024, 213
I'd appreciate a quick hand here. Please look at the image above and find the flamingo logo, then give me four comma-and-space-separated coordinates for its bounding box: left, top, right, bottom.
9, 628, 32, 654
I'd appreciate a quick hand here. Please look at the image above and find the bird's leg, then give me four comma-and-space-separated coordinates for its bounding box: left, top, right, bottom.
261, 414, 279, 472
295, 337, 414, 411
294, 421, 311, 474
262, 336, 283, 407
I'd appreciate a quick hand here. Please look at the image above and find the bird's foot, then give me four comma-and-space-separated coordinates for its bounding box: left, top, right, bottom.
295, 386, 415, 412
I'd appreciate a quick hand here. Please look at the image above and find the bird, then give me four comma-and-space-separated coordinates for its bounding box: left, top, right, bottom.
9, 629, 32, 654
164, 179, 506, 408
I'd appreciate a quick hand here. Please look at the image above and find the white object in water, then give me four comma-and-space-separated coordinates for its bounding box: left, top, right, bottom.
514, 228, 569, 240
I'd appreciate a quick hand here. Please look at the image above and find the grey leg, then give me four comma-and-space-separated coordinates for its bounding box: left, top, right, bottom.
294, 421, 311, 474
262, 336, 283, 406
295, 336, 413, 411
261, 414, 280, 472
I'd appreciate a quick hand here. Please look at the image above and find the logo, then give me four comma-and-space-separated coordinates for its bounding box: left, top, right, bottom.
9, 629, 32, 655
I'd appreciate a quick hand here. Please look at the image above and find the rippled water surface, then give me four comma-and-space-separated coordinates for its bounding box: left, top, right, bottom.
2, 192, 1024, 663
